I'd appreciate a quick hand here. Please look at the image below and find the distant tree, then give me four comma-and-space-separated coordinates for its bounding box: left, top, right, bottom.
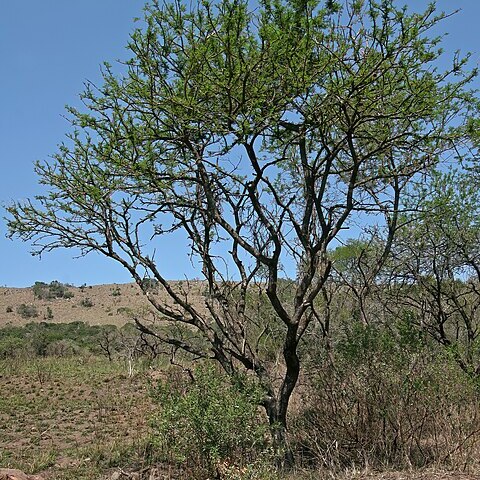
6, 0, 479, 465
330, 238, 386, 325
98, 325, 120, 362
388, 170, 480, 376
33, 280, 74, 300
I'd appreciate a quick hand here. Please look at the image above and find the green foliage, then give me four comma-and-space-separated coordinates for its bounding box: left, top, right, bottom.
16, 303, 38, 318
336, 319, 426, 365
150, 364, 268, 476
0, 335, 25, 359
0, 321, 120, 358
45, 306, 54, 320
111, 287, 122, 297
80, 297, 94, 308
32, 280, 74, 300
140, 278, 159, 293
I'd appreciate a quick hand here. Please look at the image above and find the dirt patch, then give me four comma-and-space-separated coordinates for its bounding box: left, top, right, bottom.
0, 469, 44, 480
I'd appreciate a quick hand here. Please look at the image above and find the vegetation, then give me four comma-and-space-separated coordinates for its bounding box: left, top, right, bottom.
151, 364, 268, 478
0, 355, 152, 480
16, 303, 39, 319
0, 322, 114, 358
3, 0, 480, 475
111, 286, 122, 297
295, 322, 480, 470
0, 322, 479, 479
32, 281, 74, 300
80, 297, 94, 308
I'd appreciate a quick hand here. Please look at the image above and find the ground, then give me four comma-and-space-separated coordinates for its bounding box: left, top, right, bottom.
1, 356, 479, 479
0, 357, 153, 479
1, 284, 479, 479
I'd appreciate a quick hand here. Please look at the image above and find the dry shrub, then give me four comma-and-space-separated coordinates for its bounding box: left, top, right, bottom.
293, 323, 480, 472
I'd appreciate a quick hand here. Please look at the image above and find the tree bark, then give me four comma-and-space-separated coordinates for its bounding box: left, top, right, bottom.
263, 397, 295, 469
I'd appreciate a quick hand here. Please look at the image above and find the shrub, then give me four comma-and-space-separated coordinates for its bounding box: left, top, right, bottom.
111, 287, 122, 297
6, 305, 13, 313
293, 323, 480, 471
0, 321, 123, 358
32, 280, 74, 300
32, 281, 47, 299
150, 364, 268, 478
30, 329, 49, 356
16, 303, 38, 318
116, 306, 133, 316
45, 339, 81, 357
80, 297, 94, 308
141, 278, 159, 293
0, 336, 27, 359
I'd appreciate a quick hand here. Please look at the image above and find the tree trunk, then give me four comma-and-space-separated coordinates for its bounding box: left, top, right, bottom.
263, 397, 295, 469
263, 327, 300, 470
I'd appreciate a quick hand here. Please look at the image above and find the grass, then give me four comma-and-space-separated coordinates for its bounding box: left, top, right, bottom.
2, 354, 479, 480
0, 356, 154, 479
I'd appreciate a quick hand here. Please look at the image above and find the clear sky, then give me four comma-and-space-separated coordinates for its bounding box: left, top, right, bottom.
1, 1, 479, 287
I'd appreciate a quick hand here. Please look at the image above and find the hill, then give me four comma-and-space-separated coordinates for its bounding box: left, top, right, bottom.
0, 282, 152, 327
0, 280, 209, 328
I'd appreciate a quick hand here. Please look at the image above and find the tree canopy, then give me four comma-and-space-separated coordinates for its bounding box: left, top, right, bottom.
6, 0, 479, 464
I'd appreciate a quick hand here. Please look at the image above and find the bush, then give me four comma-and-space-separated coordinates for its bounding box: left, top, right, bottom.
45, 339, 81, 357
141, 278, 159, 293
80, 297, 94, 308
111, 287, 122, 297
32, 280, 74, 300
0, 336, 27, 359
293, 323, 480, 471
16, 303, 38, 318
0, 322, 123, 359
150, 364, 268, 478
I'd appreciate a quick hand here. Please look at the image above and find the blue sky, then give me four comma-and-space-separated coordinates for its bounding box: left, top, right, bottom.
1, 1, 479, 287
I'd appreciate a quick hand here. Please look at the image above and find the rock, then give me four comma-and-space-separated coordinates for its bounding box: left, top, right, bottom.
0, 469, 44, 480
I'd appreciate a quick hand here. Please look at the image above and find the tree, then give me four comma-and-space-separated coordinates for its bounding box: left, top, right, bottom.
387, 169, 480, 376
6, 0, 478, 466
330, 238, 386, 325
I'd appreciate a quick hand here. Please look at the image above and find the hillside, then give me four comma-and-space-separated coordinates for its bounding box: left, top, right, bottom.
0, 282, 152, 327
0, 280, 210, 328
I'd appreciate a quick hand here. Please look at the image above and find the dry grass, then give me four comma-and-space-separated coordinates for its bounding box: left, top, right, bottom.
0, 356, 154, 479
286, 470, 480, 480
0, 281, 208, 328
